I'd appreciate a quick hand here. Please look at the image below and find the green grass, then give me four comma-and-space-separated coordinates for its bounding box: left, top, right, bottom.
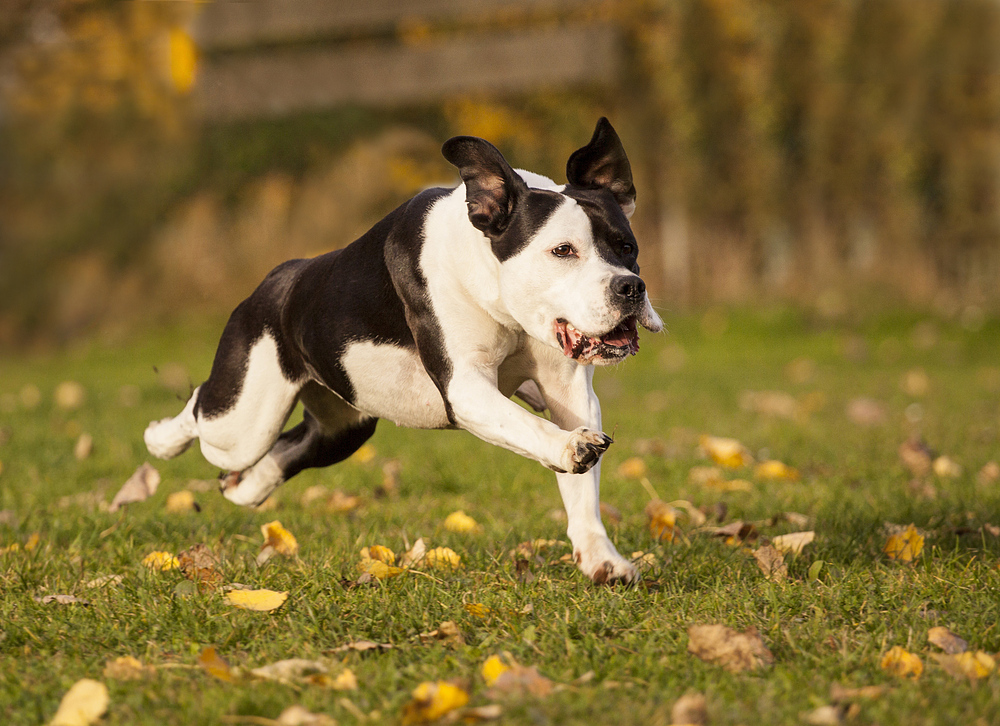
2, 308, 1000, 725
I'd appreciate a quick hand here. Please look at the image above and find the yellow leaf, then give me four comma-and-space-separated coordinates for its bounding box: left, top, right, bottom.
770, 531, 815, 555
224, 589, 288, 611
884, 524, 923, 562
464, 603, 491, 619
932, 456, 962, 478
482, 654, 511, 686
49, 678, 108, 726
424, 546, 461, 570
617, 457, 647, 479
198, 646, 237, 682
699, 435, 754, 468
165, 490, 197, 513
261, 520, 298, 556
645, 500, 677, 542
401, 681, 469, 725
360, 545, 395, 565
933, 651, 996, 680
331, 668, 358, 691
103, 656, 150, 680
443, 510, 480, 533
880, 646, 923, 679
142, 551, 179, 570
168, 27, 197, 94
754, 460, 800, 481
362, 560, 405, 580
351, 443, 377, 464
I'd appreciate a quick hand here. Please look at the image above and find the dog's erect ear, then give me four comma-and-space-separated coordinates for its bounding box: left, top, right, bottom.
442, 136, 529, 237
566, 117, 636, 218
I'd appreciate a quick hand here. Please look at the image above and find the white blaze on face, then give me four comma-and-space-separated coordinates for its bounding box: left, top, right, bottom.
498, 196, 627, 348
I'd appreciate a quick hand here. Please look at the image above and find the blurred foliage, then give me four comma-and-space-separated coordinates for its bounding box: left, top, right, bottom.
0, 0, 998, 347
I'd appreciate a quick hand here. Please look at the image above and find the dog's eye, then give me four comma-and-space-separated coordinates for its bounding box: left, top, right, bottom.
621, 243, 634, 256
551, 244, 577, 258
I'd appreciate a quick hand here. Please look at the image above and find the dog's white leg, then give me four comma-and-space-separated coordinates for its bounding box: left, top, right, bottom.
144, 386, 200, 459
536, 363, 637, 584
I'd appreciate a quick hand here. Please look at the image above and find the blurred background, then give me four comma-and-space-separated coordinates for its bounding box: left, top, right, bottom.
1, 0, 998, 350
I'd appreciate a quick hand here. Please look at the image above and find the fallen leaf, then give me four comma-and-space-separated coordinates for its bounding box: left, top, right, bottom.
709, 521, 758, 545
177, 543, 221, 590
846, 397, 887, 426
165, 490, 198, 513
646, 500, 677, 542
884, 524, 923, 562
329, 668, 358, 691
357, 560, 405, 581
109, 463, 160, 512
399, 538, 427, 568
459, 704, 503, 721
699, 435, 754, 468
802, 705, 843, 725
899, 439, 934, 477
617, 456, 648, 479
199, 646, 238, 682
510, 538, 561, 560
978, 462, 1000, 485
300, 485, 329, 506
328, 490, 362, 512
771, 531, 815, 555
276, 705, 337, 726
880, 646, 923, 679
670, 691, 708, 726
686, 624, 774, 672
932, 456, 962, 478
379, 460, 401, 496
329, 640, 393, 653
34, 594, 90, 605
142, 551, 179, 570
419, 620, 465, 647
443, 510, 480, 533
754, 460, 800, 481
901, 368, 930, 397
84, 575, 123, 589
932, 651, 996, 680
752, 545, 788, 582
351, 443, 377, 464
360, 544, 396, 566
103, 656, 152, 680
261, 520, 299, 556
49, 678, 108, 726
927, 626, 968, 655
74, 434, 93, 461
54, 381, 86, 410
423, 546, 461, 570
401, 680, 469, 724
829, 683, 887, 702
631, 551, 658, 572
251, 658, 329, 682
224, 588, 288, 611
482, 654, 511, 686
464, 603, 491, 619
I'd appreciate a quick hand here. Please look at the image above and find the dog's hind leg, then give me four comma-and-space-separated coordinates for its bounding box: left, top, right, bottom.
144, 387, 201, 460
221, 382, 376, 507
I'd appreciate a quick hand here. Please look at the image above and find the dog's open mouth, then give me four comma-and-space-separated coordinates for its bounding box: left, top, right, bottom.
554, 317, 639, 362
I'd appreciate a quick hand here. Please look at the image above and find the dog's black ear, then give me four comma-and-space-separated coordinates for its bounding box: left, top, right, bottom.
442, 136, 528, 237
566, 117, 636, 218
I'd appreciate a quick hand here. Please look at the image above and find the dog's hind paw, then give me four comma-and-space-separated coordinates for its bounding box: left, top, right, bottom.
562, 427, 612, 474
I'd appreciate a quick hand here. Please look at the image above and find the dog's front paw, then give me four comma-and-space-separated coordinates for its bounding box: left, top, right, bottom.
574, 536, 637, 585
560, 427, 612, 474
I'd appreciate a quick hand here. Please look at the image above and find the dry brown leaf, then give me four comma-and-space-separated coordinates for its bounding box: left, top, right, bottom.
199, 646, 237, 682
829, 683, 887, 702
898, 439, 934, 477
419, 620, 465, 647
671, 691, 708, 725
617, 456, 648, 479
251, 658, 328, 682
646, 500, 678, 542
880, 646, 923, 679
740, 390, 798, 419
771, 531, 815, 555
752, 545, 788, 582
109, 462, 160, 512
710, 521, 759, 545
49, 678, 108, 726
978, 462, 1000, 485
103, 655, 152, 680
34, 594, 90, 605
329, 640, 393, 653
399, 538, 427, 568
178, 544, 222, 591
74, 434, 93, 462
83, 575, 123, 589
927, 626, 968, 655
846, 398, 887, 426
276, 705, 337, 726
687, 624, 774, 672
802, 705, 843, 725
932, 651, 996, 680
486, 653, 554, 697
328, 489, 362, 512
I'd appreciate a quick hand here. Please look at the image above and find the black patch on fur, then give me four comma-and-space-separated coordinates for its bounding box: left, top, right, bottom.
566, 117, 636, 212
490, 189, 564, 262
561, 187, 641, 274
272, 411, 378, 480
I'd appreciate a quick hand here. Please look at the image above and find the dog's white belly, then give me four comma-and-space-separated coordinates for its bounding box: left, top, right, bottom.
341, 340, 450, 428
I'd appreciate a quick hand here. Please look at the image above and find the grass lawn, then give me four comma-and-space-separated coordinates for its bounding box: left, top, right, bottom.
2, 307, 1000, 725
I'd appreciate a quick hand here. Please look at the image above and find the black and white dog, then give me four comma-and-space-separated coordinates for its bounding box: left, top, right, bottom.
144, 118, 662, 584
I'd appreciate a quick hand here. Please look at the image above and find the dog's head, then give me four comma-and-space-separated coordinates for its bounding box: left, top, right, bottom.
442, 118, 663, 366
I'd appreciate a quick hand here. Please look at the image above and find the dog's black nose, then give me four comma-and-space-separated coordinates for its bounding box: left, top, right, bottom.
611, 274, 645, 301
